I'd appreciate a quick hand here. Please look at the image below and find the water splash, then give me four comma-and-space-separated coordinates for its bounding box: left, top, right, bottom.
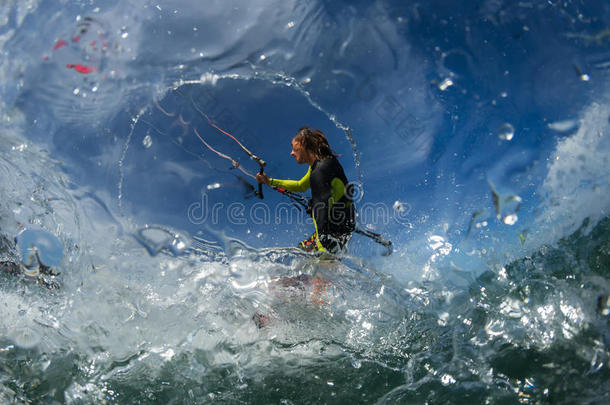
16, 229, 63, 268
134, 225, 190, 257
174, 71, 363, 184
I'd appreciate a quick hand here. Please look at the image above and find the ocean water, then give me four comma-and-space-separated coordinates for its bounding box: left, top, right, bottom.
0, 0, 609, 403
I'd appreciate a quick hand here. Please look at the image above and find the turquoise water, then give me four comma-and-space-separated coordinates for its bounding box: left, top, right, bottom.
1, 0, 609, 403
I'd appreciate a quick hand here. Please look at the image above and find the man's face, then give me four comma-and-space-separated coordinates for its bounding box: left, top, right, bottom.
290, 139, 309, 164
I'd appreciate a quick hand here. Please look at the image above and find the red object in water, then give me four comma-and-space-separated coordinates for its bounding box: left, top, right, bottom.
66, 64, 97, 74
53, 39, 67, 51
72, 35, 80, 42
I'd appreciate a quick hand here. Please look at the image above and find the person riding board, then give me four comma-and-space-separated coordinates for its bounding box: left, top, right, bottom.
256, 126, 355, 253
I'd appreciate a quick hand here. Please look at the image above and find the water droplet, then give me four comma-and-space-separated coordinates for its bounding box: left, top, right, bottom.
393, 200, 411, 225
548, 119, 577, 133
503, 214, 518, 225
428, 235, 445, 250
393, 201, 408, 213
428, 235, 452, 255
498, 123, 515, 141
441, 374, 456, 385
438, 78, 453, 91
438, 311, 449, 326
598, 295, 610, 315
142, 135, 152, 148
206, 183, 221, 190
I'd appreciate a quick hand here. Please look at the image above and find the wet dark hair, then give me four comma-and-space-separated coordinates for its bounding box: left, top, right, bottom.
293, 126, 337, 159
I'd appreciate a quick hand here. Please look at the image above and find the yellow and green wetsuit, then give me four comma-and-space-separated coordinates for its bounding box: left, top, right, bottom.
269, 157, 355, 252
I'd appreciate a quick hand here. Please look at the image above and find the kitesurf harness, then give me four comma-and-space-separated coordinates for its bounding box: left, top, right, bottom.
272, 186, 391, 254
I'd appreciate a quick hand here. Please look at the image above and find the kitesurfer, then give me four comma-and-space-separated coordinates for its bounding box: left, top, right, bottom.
256, 126, 355, 253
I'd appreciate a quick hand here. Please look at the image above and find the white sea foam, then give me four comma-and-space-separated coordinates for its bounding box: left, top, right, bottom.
534, 102, 610, 245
